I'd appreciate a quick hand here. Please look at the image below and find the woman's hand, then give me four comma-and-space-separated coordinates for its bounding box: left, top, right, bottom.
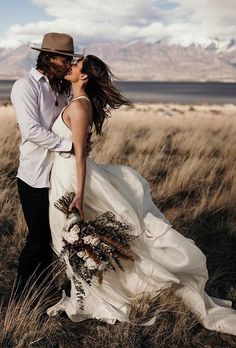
68, 193, 84, 220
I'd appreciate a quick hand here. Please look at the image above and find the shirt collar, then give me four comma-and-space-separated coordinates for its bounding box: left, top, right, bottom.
30, 67, 47, 82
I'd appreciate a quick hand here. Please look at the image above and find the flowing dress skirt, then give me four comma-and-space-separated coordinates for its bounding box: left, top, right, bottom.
48, 154, 236, 335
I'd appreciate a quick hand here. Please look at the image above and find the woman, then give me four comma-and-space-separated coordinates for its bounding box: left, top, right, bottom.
47, 55, 236, 335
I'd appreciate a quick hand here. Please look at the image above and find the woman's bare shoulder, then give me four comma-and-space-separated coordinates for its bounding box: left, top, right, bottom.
68, 98, 92, 122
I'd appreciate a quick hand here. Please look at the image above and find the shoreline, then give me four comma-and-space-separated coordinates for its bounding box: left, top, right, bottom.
1, 99, 236, 107
1, 77, 236, 83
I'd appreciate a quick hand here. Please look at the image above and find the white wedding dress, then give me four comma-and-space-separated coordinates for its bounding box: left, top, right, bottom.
48, 96, 236, 335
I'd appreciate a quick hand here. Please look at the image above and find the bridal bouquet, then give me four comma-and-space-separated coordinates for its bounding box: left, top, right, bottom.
54, 192, 137, 309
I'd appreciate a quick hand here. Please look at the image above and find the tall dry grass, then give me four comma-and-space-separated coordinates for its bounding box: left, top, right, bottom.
91, 104, 236, 298
0, 103, 236, 347
0, 288, 57, 347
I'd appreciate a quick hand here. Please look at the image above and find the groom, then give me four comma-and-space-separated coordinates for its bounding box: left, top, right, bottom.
11, 32, 84, 297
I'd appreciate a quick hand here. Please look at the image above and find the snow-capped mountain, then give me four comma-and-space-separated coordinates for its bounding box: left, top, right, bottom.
0, 38, 236, 81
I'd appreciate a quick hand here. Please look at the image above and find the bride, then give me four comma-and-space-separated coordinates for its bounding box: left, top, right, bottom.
47, 54, 236, 335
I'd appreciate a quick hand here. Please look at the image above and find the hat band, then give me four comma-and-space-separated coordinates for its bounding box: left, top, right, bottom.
42, 47, 74, 53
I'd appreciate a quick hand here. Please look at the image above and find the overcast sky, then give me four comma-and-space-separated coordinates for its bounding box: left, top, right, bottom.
1, 0, 236, 48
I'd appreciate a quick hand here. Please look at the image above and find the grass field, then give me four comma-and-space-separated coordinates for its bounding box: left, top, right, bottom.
0, 103, 236, 347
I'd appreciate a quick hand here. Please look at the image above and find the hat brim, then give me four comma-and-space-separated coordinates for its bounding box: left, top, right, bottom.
31, 46, 83, 57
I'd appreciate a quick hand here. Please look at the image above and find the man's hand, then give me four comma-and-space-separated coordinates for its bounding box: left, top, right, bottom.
70, 132, 93, 156
86, 132, 93, 156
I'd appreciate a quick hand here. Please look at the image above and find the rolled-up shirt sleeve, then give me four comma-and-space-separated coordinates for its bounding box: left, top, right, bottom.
11, 79, 72, 152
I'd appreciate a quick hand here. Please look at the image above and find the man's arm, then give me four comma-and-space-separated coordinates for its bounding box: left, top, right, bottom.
11, 79, 72, 152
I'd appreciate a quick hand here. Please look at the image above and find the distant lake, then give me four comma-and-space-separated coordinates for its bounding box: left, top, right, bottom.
1, 79, 236, 104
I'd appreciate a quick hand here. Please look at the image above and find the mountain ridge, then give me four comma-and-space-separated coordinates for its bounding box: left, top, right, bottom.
1, 39, 236, 81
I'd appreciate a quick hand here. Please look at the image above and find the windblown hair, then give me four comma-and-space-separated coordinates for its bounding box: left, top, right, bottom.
82, 55, 132, 134
36, 52, 71, 97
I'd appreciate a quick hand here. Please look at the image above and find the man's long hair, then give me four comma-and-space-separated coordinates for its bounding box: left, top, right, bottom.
36, 52, 71, 97
82, 55, 132, 135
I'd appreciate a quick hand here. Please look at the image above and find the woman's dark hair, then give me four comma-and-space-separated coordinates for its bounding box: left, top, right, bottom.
81, 55, 132, 135
36, 52, 71, 97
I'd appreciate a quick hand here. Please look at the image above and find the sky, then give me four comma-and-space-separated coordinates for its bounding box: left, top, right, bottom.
0, 0, 236, 48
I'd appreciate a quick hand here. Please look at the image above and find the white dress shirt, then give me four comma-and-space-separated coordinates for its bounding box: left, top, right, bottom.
11, 68, 72, 188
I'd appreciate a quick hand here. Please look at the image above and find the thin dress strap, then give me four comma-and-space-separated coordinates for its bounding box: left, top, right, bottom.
60, 95, 91, 117
70, 96, 91, 103
60, 95, 92, 130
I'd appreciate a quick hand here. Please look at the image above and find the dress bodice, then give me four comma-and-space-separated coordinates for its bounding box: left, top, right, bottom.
52, 110, 72, 139
52, 96, 91, 139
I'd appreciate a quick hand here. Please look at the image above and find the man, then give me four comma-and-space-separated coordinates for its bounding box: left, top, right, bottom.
11, 32, 84, 297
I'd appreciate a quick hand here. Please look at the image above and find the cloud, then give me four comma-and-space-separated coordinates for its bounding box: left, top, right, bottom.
0, 0, 236, 48
163, 0, 236, 43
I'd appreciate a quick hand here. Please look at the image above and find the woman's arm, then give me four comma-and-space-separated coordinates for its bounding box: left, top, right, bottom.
68, 100, 92, 219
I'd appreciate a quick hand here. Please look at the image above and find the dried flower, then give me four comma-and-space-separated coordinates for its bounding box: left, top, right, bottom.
90, 237, 100, 246
71, 224, 81, 234
77, 251, 86, 258
62, 229, 79, 244
55, 191, 138, 310
83, 235, 94, 244
85, 258, 98, 270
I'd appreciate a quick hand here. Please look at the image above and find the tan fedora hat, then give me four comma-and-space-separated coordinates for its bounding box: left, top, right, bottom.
31, 32, 83, 57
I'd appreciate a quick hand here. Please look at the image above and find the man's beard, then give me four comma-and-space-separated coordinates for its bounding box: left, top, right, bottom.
48, 63, 71, 94
50, 63, 68, 79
